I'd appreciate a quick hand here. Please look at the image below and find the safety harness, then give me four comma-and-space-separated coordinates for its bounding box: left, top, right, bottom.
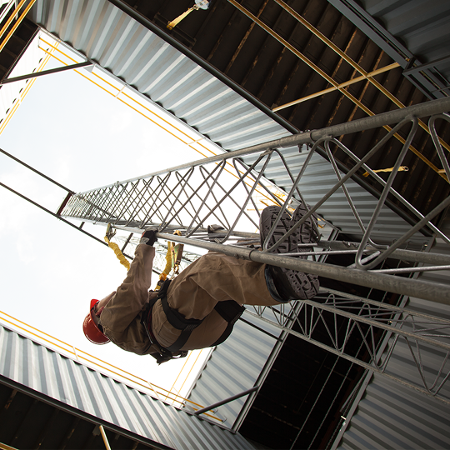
105, 225, 245, 364
140, 285, 187, 365
142, 279, 245, 364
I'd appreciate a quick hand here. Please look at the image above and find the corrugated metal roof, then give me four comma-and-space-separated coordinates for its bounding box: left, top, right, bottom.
29, 0, 291, 152
330, 0, 450, 99
102, 0, 450, 224
339, 375, 450, 450
335, 299, 450, 450
187, 309, 283, 428
28, 0, 431, 247
0, 323, 256, 450
333, 212, 450, 450
359, 0, 450, 76
25, 1, 443, 440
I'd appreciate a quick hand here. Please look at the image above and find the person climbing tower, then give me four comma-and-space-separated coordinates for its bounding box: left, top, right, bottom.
83, 204, 320, 363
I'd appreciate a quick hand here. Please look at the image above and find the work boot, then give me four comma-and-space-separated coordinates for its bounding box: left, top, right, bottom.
260, 204, 319, 300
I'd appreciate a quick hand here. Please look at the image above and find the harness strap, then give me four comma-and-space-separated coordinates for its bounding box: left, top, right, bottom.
161, 296, 203, 352
141, 293, 188, 364
140, 296, 159, 346
161, 295, 203, 330
156, 280, 245, 352
214, 300, 245, 323
158, 279, 203, 352
212, 300, 245, 346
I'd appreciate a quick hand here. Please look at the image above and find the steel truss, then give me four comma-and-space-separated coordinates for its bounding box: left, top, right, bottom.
244, 288, 450, 404
60, 98, 450, 403
61, 97, 450, 302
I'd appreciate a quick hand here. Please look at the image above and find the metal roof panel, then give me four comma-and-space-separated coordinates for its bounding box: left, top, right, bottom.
0, 323, 255, 450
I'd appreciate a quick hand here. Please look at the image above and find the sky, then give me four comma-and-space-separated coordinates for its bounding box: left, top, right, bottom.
0, 35, 214, 397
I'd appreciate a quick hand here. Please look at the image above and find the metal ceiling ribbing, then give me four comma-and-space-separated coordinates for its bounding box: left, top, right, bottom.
334, 296, 450, 450
27, 0, 430, 246
0, 323, 256, 450
358, 0, 450, 80
328, 0, 450, 100
29, 0, 291, 151
336, 373, 450, 450
187, 310, 283, 429
332, 215, 450, 450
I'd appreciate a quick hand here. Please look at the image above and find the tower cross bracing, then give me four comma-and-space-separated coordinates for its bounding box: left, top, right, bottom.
60, 97, 450, 404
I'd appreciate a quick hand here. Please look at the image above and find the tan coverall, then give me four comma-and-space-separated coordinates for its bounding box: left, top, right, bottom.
99, 244, 280, 356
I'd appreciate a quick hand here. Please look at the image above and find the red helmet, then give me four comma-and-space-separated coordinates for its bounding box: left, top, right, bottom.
83, 299, 110, 345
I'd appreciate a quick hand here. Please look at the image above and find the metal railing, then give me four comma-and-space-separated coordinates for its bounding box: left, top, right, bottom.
60, 97, 450, 404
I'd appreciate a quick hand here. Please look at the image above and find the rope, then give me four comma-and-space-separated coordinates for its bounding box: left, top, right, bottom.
155, 230, 183, 291
104, 225, 182, 284
157, 241, 173, 286
167, 1, 210, 30
363, 166, 409, 177
104, 235, 131, 271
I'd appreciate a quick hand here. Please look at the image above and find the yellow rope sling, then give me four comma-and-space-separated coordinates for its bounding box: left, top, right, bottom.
104, 225, 182, 290
154, 230, 183, 291
104, 224, 130, 271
